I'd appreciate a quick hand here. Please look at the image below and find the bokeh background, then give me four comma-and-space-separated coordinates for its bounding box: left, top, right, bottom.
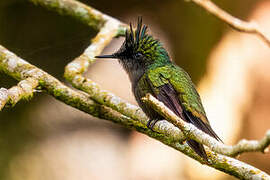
0, 0, 270, 179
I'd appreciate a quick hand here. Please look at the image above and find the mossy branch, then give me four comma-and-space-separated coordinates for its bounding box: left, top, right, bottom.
142, 93, 270, 157
1, 44, 270, 180
29, 0, 270, 47
29, 0, 105, 30
29, 0, 128, 31
0, 45, 134, 125
24, 0, 270, 179
0, 77, 38, 110
0, 0, 266, 179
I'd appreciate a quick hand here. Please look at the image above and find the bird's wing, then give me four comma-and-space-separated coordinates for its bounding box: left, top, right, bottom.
146, 64, 221, 141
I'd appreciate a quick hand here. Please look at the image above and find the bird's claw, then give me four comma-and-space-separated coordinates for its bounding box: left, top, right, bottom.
146, 119, 160, 132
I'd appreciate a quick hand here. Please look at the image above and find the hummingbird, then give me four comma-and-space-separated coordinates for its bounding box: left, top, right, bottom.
95, 17, 221, 161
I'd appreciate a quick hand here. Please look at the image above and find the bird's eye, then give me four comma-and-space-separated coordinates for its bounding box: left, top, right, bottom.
134, 52, 143, 59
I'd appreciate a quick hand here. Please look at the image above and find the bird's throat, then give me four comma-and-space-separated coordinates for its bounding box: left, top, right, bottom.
119, 59, 146, 86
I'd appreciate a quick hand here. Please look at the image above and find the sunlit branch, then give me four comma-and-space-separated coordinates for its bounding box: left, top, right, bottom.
143, 93, 270, 157
1, 42, 270, 180
0, 77, 38, 110
0, 0, 264, 179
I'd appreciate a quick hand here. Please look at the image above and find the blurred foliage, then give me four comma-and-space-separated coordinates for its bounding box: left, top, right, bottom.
0, 0, 261, 179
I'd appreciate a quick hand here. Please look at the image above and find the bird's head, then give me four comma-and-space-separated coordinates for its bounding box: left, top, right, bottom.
95, 17, 170, 70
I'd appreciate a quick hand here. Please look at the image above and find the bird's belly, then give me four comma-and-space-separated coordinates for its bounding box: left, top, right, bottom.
133, 81, 163, 120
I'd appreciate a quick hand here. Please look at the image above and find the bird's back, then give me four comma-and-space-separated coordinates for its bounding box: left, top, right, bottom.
146, 63, 221, 141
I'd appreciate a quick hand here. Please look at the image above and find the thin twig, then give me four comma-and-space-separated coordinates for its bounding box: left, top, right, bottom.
190, 0, 270, 46
0, 77, 39, 110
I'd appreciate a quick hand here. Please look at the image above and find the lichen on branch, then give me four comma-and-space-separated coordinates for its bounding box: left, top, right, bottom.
0, 77, 38, 110
142, 93, 270, 157
1, 44, 270, 180
0, 0, 267, 179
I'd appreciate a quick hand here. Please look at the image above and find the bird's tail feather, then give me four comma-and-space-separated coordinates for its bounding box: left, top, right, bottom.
186, 139, 208, 161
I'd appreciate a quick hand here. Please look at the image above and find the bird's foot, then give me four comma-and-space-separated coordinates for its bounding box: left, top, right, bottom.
146, 119, 160, 132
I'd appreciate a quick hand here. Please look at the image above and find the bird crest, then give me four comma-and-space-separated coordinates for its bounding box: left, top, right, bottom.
124, 17, 164, 59
95, 17, 170, 65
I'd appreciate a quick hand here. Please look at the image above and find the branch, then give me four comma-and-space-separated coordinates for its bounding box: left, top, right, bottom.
33, 0, 270, 178
190, 0, 270, 47
0, 44, 182, 140
29, 0, 270, 47
142, 93, 270, 157
0, 45, 134, 125
1, 45, 270, 179
30, 0, 105, 30
64, 20, 145, 123
1, 0, 265, 179
29, 0, 127, 32
0, 77, 38, 110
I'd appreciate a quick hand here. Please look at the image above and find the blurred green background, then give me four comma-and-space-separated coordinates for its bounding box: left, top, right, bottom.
0, 0, 264, 179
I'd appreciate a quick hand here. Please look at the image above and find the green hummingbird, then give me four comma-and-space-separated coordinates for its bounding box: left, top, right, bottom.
95, 17, 221, 160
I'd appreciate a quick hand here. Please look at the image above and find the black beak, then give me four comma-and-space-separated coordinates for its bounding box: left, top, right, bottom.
95, 54, 116, 59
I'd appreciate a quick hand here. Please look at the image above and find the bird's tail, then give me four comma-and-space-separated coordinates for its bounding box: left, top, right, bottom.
186, 139, 208, 161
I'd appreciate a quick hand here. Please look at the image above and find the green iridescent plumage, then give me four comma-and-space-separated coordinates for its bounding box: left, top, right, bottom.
95, 17, 221, 161
147, 64, 207, 121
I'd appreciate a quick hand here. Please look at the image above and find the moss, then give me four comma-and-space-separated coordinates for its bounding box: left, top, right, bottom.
115, 26, 127, 38
52, 87, 62, 98
249, 169, 262, 175
49, 86, 100, 117
63, 71, 73, 82
38, 79, 46, 86
23, 93, 34, 101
